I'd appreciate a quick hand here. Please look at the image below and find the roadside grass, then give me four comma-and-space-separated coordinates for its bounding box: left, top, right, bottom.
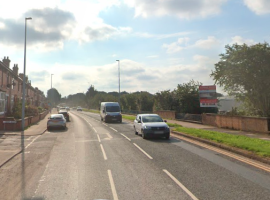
122, 115, 136, 121
82, 109, 99, 114
174, 126, 270, 158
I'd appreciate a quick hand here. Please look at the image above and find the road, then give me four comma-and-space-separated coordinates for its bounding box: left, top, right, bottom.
0, 111, 270, 200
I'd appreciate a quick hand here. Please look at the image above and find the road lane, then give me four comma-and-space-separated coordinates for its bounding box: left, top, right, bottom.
79, 111, 270, 200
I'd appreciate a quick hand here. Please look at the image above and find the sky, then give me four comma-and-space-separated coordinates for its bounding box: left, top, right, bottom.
0, 0, 270, 97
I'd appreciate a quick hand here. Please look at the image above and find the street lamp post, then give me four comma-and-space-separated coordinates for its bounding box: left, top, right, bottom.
116, 60, 120, 106
51, 74, 54, 89
21, 17, 32, 131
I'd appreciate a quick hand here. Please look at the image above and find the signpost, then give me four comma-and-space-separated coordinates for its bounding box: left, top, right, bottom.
199, 85, 217, 107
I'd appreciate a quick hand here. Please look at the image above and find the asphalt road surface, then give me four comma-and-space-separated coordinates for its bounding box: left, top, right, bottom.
0, 111, 270, 200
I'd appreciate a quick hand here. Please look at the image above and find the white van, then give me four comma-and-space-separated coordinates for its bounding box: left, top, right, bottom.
100, 102, 122, 123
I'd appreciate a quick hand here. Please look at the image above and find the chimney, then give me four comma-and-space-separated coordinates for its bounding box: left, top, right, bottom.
19, 73, 24, 80
2, 56, 11, 68
13, 64, 19, 75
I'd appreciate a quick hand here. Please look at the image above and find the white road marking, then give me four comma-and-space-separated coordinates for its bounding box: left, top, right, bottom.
100, 144, 108, 160
97, 134, 101, 142
108, 170, 119, 200
110, 127, 118, 132
121, 133, 131, 141
106, 132, 113, 139
103, 123, 108, 126
26, 136, 34, 140
133, 143, 153, 159
88, 123, 93, 127
25, 135, 41, 149
163, 169, 199, 200
93, 127, 97, 133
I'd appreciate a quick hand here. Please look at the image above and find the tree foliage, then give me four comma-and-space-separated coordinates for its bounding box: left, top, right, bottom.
211, 42, 270, 117
47, 88, 61, 106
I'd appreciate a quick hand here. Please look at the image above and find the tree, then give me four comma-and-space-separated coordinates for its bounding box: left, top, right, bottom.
86, 85, 98, 108
47, 88, 61, 106
174, 80, 202, 113
211, 42, 270, 117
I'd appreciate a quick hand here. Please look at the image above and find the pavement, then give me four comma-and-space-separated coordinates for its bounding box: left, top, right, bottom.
0, 110, 53, 168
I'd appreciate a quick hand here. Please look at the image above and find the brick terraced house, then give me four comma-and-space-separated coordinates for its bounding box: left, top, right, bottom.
0, 56, 46, 117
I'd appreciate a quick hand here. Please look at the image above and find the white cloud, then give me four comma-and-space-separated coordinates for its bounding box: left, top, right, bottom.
231, 36, 256, 45
124, 0, 227, 19
194, 36, 220, 49
147, 55, 158, 58
163, 37, 189, 54
243, 0, 270, 15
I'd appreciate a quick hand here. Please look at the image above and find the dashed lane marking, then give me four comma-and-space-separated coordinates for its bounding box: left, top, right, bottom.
108, 170, 119, 200
110, 127, 118, 132
100, 144, 108, 160
133, 143, 153, 159
163, 169, 199, 200
121, 133, 131, 141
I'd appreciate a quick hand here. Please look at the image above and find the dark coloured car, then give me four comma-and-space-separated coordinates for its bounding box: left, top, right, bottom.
58, 110, 70, 121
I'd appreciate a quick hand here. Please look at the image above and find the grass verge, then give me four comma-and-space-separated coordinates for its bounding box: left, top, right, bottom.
82, 109, 99, 114
174, 126, 270, 158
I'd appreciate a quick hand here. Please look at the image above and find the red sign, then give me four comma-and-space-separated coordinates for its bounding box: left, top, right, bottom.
199, 85, 216, 91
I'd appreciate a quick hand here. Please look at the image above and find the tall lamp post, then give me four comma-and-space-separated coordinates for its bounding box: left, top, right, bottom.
21, 17, 31, 199
116, 60, 120, 106
51, 74, 54, 89
21, 17, 32, 132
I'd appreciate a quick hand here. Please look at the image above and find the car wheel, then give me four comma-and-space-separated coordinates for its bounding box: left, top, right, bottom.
142, 130, 147, 139
165, 134, 170, 140
119, 119, 122, 123
101, 117, 103, 121
47, 127, 50, 131
134, 126, 138, 135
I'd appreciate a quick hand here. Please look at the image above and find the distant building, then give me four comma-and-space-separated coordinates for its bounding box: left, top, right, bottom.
0, 56, 46, 117
217, 96, 242, 113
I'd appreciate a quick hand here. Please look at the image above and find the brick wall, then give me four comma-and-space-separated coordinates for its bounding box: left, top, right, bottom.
202, 113, 269, 133
154, 111, 176, 119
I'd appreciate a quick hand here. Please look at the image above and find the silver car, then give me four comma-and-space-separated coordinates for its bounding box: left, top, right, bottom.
47, 114, 66, 130
134, 114, 170, 139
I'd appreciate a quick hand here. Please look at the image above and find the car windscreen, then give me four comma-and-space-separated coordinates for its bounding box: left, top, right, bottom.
142, 116, 163, 123
106, 106, 120, 112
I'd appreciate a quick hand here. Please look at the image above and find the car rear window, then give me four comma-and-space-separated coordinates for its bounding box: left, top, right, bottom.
142, 116, 163, 122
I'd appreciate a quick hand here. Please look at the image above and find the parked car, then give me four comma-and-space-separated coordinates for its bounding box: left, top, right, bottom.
47, 114, 66, 130
77, 106, 82, 111
66, 107, 70, 111
58, 110, 70, 121
134, 114, 170, 139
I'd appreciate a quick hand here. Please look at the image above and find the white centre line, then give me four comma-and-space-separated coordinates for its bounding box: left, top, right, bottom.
97, 134, 101, 142
100, 144, 108, 160
25, 135, 41, 149
93, 127, 97, 133
108, 170, 119, 200
163, 169, 199, 200
133, 143, 153, 159
103, 123, 108, 126
121, 133, 131, 141
110, 127, 118, 132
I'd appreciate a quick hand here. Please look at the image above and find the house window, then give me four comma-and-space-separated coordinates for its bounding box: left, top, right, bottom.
0, 92, 6, 114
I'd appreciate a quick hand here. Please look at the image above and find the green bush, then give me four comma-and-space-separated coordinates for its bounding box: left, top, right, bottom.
25, 105, 39, 117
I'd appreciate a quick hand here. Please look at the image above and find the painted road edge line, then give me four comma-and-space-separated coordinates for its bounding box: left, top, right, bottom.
97, 134, 101, 142
163, 169, 199, 200
103, 123, 108, 126
121, 133, 131, 141
108, 170, 119, 200
110, 127, 118, 132
133, 143, 153, 159
93, 127, 97, 133
100, 144, 108, 160
25, 135, 41, 149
